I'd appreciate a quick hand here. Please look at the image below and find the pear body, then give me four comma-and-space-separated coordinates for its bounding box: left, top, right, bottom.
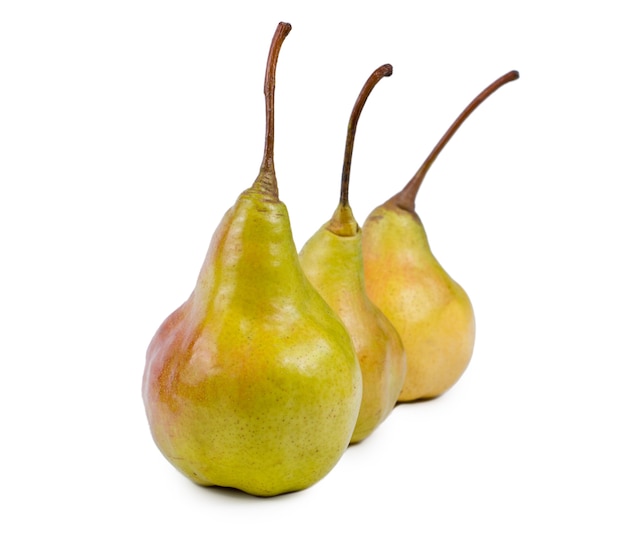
299, 205, 406, 443
142, 183, 362, 497
361, 203, 475, 401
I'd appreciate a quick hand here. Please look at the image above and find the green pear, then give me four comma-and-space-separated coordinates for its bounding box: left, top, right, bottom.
142, 22, 362, 497
362, 70, 519, 401
299, 65, 406, 444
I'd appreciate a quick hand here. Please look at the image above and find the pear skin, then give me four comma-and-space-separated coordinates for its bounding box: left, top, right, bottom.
362, 204, 474, 401
143, 183, 361, 496
362, 70, 519, 402
300, 206, 406, 442
142, 23, 362, 497
300, 66, 406, 443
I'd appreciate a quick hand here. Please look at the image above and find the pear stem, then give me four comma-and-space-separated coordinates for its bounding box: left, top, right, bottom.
340, 64, 393, 207
393, 70, 519, 211
257, 22, 291, 195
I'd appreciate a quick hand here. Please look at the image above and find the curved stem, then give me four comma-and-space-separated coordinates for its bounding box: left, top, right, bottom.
393, 70, 519, 211
261, 22, 292, 175
340, 64, 393, 207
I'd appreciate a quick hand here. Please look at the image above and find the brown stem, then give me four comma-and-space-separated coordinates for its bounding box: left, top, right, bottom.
340, 64, 393, 207
393, 70, 519, 211
261, 22, 292, 176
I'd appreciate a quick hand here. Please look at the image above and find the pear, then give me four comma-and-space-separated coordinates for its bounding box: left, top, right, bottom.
299, 65, 406, 444
362, 70, 519, 402
142, 22, 362, 497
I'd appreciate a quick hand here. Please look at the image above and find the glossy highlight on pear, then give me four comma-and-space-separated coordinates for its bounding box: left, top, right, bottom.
142, 22, 362, 497
300, 64, 406, 444
362, 70, 519, 402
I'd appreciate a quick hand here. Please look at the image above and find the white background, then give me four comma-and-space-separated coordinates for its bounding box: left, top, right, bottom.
2, 1, 625, 544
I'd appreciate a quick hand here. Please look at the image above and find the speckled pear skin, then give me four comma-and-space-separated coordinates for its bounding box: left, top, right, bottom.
362, 204, 475, 402
142, 176, 362, 497
300, 204, 406, 443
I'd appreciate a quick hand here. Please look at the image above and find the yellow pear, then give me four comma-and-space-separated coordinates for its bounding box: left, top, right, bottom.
142, 22, 362, 497
362, 70, 519, 401
300, 65, 406, 444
